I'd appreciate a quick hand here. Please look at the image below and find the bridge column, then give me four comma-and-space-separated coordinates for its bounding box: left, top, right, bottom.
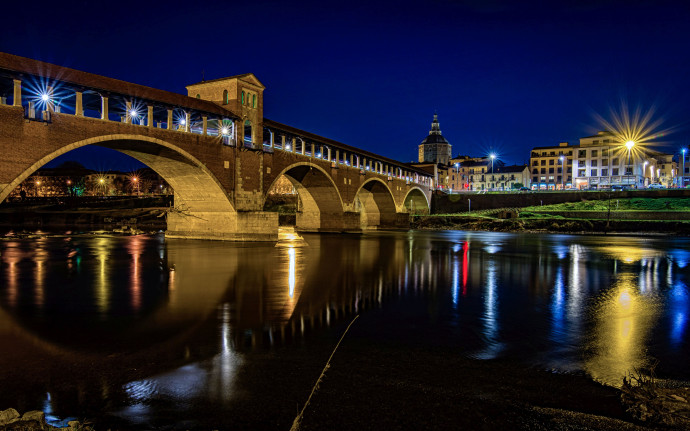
125, 101, 132, 124
75, 91, 83, 116
12, 79, 21, 107
280, 135, 285, 150
147, 105, 154, 127
202, 116, 207, 135
184, 112, 190, 132
270, 130, 274, 148
167, 109, 173, 130
101, 95, 108, 120
335, 149, 339, 164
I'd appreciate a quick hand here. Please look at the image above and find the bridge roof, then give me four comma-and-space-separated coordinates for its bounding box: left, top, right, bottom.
263, 118, 433, 177
0, 52, 238, 119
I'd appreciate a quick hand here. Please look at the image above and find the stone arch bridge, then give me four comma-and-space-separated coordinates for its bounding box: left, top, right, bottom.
0, 52, 432, 240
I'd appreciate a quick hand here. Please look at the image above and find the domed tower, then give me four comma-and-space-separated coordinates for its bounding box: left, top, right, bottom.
418, 113, 451, 165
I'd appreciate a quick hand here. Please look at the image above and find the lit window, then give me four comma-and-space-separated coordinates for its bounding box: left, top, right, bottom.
223, 90, 228, 104
252, 94, 256, 108
241, 91, 245, 105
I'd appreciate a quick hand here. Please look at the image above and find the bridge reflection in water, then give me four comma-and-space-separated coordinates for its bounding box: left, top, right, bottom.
0, 230, 689, 427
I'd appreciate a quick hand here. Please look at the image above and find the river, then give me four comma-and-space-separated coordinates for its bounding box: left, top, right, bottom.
0, 228, 688, 429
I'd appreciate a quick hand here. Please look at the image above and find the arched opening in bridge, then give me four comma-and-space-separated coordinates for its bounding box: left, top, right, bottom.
263, 175, 298, 226
0, 136, 240, 240
403, 188, 430, 215
265, 164, 347, 232
356, 179, 399, 229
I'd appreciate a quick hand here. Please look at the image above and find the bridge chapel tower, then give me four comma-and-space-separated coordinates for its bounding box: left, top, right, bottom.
186, 74, 265, 146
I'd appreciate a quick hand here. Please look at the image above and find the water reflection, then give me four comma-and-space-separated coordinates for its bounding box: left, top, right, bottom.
0, 230, 689, 427
585, 275, 660, 386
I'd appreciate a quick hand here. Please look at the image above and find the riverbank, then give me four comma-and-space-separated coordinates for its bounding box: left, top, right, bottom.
411, 214, 690, 235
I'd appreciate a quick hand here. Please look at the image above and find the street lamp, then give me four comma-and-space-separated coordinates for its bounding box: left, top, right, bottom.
131, 176, 139, 196
490, 154, 495, 190
625, 140, 635, 187
643, 161, 648, 187
682, 148, 687, 188
559, 156, 565, 189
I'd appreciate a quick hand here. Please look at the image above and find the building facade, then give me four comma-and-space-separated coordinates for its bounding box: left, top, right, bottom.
529, 142, 574, 190
573, 131, 676, 189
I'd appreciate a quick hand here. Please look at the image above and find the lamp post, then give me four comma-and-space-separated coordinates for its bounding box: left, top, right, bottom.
643, 161, 648, 187
682, 148, 687, 188
625, 141, 635, 187
490, 154, 495, 191
559, 156, 565, 190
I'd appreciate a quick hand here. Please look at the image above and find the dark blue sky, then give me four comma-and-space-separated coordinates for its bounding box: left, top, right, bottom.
3, 0, 690, 170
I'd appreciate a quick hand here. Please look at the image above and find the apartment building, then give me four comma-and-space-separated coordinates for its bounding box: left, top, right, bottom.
529, 142, 574, 190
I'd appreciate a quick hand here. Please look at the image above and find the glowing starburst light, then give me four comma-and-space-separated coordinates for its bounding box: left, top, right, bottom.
594, 102, 675, 161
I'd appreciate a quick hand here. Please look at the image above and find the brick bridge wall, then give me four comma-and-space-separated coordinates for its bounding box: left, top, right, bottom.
0, 105, 431, 239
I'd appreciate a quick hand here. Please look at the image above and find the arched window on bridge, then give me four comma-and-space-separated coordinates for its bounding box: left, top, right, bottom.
223, 90, 228, 105
196, 94, 200, 99
252, 94, 256, 108
241, 91, 245, 105
244, 120, 252, 144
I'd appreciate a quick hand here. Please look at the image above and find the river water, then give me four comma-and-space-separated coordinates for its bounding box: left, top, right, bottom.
0, 229, 688, 428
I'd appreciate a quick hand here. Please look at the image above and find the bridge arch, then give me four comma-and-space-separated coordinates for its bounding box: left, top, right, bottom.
403, 187, 430, 214
267, 162, 347, 232
0, 134, 239, 239
355, 178, 399, 229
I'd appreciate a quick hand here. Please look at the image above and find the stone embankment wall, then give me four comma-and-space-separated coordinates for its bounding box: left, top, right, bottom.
527, 211, 690, 220
432, 189, 690, 213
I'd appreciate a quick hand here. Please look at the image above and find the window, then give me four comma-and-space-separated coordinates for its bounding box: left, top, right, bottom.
602, 159, 608, 166
612, 158, 619, 165
612, 168, 619, 176
557, 167, 562, 173
244, 120, 252, 143
532, 160, 538, 166
223, 90, 228, 105
548, 168, 554, 174
533, 176, 538, 182
196, 94, 200, 99
540, 176, 546, 181
601, 169, 608, 176
549, 159, 554, 165
592, 150, 598, 157
590, 169, 598, 176
578, 150, 586, 158
252, 94, 256, 108
578, 169, 586, 177
567, 167, 572, 173
532, 168, 538, 174
241, 91, 245, 105
602, 149, 609, 156
591, 160, 598, 167
541, 160, 546, 166
541, 168, 546, 174
548, 176, 554, 181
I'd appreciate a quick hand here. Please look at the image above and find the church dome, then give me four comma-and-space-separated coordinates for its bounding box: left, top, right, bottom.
420, 113, 449, 145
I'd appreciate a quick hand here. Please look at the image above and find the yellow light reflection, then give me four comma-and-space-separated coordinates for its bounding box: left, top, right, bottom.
95, 238, 110, 315
288, 247, 296, 298
584, 276, 660, 387
601, 246, 663, 264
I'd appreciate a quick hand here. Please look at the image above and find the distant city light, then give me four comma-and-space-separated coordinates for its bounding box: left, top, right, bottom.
130, 109, 138, 118
625, 140, 635, 150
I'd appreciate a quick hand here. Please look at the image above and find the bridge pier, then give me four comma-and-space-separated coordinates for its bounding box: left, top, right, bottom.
166, 210, 278, 241
295, 211, 362, 233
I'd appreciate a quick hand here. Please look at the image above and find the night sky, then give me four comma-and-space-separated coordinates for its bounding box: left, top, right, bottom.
3, 0, 690, 171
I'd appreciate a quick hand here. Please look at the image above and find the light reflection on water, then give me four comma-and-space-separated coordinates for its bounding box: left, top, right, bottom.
0, 229, 689, 426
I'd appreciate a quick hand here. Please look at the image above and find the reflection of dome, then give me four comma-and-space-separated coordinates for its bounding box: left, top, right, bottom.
420, 114, 449, 145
